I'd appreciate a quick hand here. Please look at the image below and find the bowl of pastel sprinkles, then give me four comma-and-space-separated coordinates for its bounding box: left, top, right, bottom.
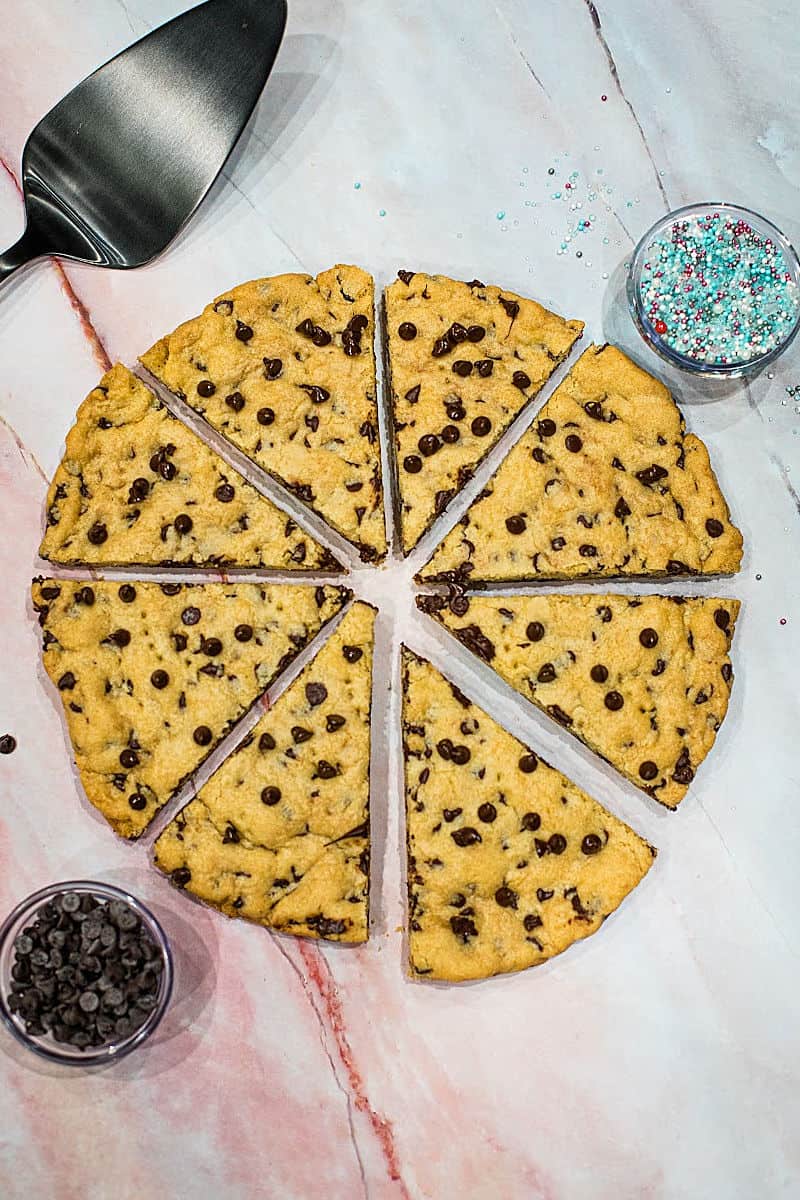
0, 881, 172, 1065
628, 202, 800, 376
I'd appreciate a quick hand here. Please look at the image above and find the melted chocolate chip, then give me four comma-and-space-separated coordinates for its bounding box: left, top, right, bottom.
450, 914, 478, 940
57, 672, 76, 691
652, 659, 666, 676
672, 748, 694, 785
499, 297, 520, 320
128, 477, 150, 503
639, 761, 658, 781
639, 628, 659, 648
343, 645, 363, 663
171, 867, 191, 887
523, 914, 543, 932
452, 360, 473, 377
506, 514, 526, 534
721, 662, 733, 683
714, 608, 730, 631
450, 745, 471, 765
536, 662, 556, 683
234, 320, 253, 342
453, 624, 495, 662
300, 384, 330, 404
604, 690, 624, 711
466, 324, 485, 341
258, 732, 276, 752
443, 808, 462, 822
579, 544, 597, 557
398, 322, 417, 340
305, 682, 328, 707
635, 464, 668, 487
263, 358, 283, 380
397, 269, 415, 284
551, 536, 566, 550
432, 336, 451, 358
439, 424, 460, 446
705, 518, 724, 538
326, 714, 346, 732
471, 416, 491, 437
548, 833, 567, 855
451, 827, 481, 847
495, 886, 517, 909
292, 726, 313, 744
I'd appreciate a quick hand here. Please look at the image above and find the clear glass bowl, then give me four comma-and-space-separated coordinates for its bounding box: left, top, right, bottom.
627, 202, 800, 377
0, 880, 172, 1066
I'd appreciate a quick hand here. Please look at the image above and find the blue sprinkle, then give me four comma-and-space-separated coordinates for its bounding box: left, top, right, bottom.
379, 209, 386, 217
496, 210, 506, 220
353, 181, 361, 190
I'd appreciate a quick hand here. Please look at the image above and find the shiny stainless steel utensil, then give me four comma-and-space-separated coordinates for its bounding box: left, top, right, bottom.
0, 0, 287, 288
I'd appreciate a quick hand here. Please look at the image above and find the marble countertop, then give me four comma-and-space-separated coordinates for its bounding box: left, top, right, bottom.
0, 2, 798, 1197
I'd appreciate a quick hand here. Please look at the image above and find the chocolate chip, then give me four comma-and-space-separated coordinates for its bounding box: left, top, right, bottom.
312, 328, 331, 347
565, 434, 583, 452
477, 802, 497, 823
706, 518, 724, 538
226, 391, 246, 411
0, 734, 17, 755
471, 416, 491, 437
590, 664, 608, 683
214, 300, 233, 315
172, 633, 188, 651
499, 297, 520, 319
107, 629, 131, 648
39, 585, 61, 601
119, 749, 139, 768
450, 914, 478, 940
432, 336, 451, 357
495, 886, 517, 909
235, 320, 253, 342
306, 682, 328, 707
639, 628, 659, 648
150, 670, 169, 690
521, 810, 541, 829
343, 645, 363, 663
450, 745, 471, 765
57, 672, 76, 691
525, 622, 545, 643
405, 385, 421, 404
261, 786, 281, 805
299, 384, 330, 404
523, 914, 543, 933
453, 624, 495, 662
721, 662, 733, 683
326, 714, 346, 732
181, 607, 201, 626
550, 536, 566, 550
443, 808, 462, 822
87, 522, 108, 545
316, 760, 338, 779
193, 726, 212, 746
292, 726, 312, 744
548, 833, 567, 854
436, 425, 459, 447
714, 608, 730, 631
222, 823, 241, 845
604, 690, 624, 711
536, 662, 556, 683
172, 867, 191, 887
258, 733, 276, 752
201, 637, 223, 656
215, 483, 235, 503
418, 434, 441, 457
538, 418, 556, 437
584, 401, 603, 419
614, 496, 631, 519
159, 460, 177, 481
635, 464, 668, 487
579, 544, 597, 557
453, 360, 473, 377
466, 325, 485, 342
475, 359, 494, 377
161, 583, 182, 596
403, 454, 423, 473
128, 477, 150, 502
652, 659, 666, 676
397, 269, 415, 284
506, 514, 526, 534
398, 322, 417, 340
262, 358, 283, 380
257, 407, 275, 426
128, 793, 147, 811
197, 380, 216, 398
581, 834, 603, 856
512, 371, 531, 390
672, 748, 694, 785
446, 403, 466, 423
639, 761, 658, 781
451, 827, 481, 847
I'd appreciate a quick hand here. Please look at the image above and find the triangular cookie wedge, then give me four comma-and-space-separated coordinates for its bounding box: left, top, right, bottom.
421, 344, 743, 584
154, 603, 375, 943
40, 365, 340, 570
32, 579, 348, 839
402, 649, 655, 981
140, 266, 386, 563
386, 271, 583, 553
419, 592, 739, 809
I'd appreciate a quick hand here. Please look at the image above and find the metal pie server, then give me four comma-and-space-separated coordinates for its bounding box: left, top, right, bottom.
0, 0, 287, 288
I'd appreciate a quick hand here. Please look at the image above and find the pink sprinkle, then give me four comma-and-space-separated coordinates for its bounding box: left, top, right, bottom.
601, 94, 607, 101
780, 618, 787, 626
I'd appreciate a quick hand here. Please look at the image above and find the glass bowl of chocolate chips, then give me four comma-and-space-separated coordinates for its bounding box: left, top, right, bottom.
0, 881, 172, 1065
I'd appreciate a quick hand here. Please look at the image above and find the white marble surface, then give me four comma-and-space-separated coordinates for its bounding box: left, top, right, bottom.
0, 2, 798, 1198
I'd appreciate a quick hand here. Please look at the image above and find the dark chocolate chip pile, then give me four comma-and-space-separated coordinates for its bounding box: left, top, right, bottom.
5, 891, 164, 1051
